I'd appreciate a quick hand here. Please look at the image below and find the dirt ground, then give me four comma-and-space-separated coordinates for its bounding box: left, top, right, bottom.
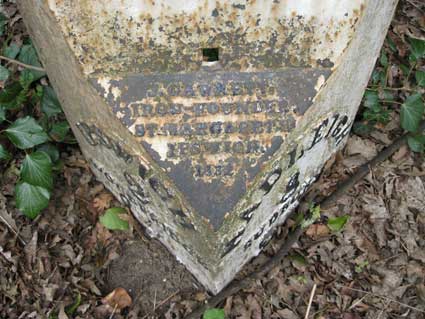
1, 1, 425, 318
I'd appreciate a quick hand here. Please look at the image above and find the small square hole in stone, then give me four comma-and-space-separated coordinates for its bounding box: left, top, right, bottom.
202, 48, 219, 62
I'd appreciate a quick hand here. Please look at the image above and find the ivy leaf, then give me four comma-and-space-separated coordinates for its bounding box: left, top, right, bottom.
363, 91, 379, 109
3, 43, 20, 59
49, 121, 70, 142
400, 64, 410, 76
400, 94, 424, 132
0, 144, 10, 160
416, 70, 425, 87
21, 152, 53, 190
17, 44, 45, 83
327, 215, 349, 232
407, 134, 425, 153
19, 71, 35, 89
386, 36, 397, 52
37, 143, 60, 163
409, 38, 425, 60
353, 122, 373, 136
99, 207, 129, 230
41, 86, 62, 117
0, 82, 25, 109
5, 116, 49, 149
371, 70, 382, 84
15, 182, 50, 219
0, 65, 10, 81
203, 309, 225, 319
380, 51, 388, 67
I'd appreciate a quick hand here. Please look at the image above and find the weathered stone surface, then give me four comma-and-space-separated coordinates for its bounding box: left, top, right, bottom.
18, 0, 398, 293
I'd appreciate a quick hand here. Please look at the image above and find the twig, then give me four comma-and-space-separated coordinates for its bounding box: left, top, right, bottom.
304, 283, 317, 319
348, 293, 370, 310
336, 285, 425, 314
366, 86, 415, 92
184, 123, 425, 319
142, 291, 180, 319
0, 55, 46, 72
321, 120, 425, 210
376, 300, 391, 319
153, 288, 157, 312
108, 304, 118, 319
406, 0, 425, 13
0, 214, 26, 245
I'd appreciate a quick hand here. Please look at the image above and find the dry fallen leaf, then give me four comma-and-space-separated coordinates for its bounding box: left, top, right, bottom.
93, 192, 114, 212
102, 287, 132, 311
392, 144, 409, 161
345, 136, 378, 160
58, 304, 69, 319
306, 224, 330, 239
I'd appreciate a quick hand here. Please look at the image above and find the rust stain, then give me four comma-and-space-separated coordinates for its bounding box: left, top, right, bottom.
48, 0, 366, 76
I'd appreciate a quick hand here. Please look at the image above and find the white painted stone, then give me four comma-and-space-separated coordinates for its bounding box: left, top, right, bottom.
18, 0, 398, 294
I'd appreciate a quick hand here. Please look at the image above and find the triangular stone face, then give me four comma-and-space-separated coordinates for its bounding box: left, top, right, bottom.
20, 0, 398, 293
91, 68, 331, 228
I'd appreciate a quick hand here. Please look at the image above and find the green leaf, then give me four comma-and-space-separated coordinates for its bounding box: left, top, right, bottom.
203, 309, 225, 319
363, 91, 379, 109
407, 134, 425, 153
3, 43, 20, 59
19, 70, 35, 89
0, 81, 25, 109
327, 215, 349, 232
400, 94, 424, 132
410, 38, 425, 60
37, 143, 60, 162
15, 182, 50, 219
0, 65, 10, 81
5, 116, 49, 149
0, 106, 5, 124
416, 70, 425, 87
21, 152, 53, 190
301, 205, 321, 229
400, 64, 410, 76
386, 36, 397, 52
371, 70, 382, 85
382, 90, 395, 101
380, 51, 388, 67
355, 260, 369, 273
353, 122, 373, 136
17, 44, 45, 83
41, 86, 62, 117
49, 121, 70, 142
0, 144, 10, 160
288, 253, 308, 266
100, 207, 129, 230
65, 293, 81, 316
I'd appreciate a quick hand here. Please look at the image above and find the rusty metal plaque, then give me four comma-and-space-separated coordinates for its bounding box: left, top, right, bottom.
21, 0, 398, 293
91, 68, 331, 228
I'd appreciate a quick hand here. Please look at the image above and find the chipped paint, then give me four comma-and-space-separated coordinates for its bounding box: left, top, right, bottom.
97, 76, 112, 98
20, 0, 398, 294
48, 0, 365, 75
314, 75, 326, 93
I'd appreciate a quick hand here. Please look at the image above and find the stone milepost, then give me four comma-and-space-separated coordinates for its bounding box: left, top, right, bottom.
19, 0, 398, 293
